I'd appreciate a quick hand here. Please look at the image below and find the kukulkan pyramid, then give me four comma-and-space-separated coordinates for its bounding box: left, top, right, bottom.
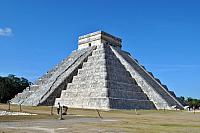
11, 31, 183, 110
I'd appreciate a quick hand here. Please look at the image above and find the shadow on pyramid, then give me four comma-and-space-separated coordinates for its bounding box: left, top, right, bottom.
11, 31, 183, 110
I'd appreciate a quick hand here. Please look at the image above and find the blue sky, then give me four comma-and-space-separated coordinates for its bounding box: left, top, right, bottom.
0, 0, 200, 98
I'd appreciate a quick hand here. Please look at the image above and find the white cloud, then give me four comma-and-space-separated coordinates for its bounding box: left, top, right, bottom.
0, 27, 13, 37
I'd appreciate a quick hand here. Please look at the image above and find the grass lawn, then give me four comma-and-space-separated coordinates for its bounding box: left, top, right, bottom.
0, 103, 200, 133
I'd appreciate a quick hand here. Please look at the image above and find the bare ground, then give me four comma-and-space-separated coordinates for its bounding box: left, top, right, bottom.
0, 104, 200, 133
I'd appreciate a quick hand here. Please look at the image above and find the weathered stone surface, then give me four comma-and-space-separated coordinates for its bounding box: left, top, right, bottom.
55, 43, 155, 109
11, 46, 96, 105
11, 31, 183, 110
110, 46, 183, 109
10, 85, 39, 104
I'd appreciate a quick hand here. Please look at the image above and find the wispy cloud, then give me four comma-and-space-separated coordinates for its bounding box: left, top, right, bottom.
0, 27, 13, 37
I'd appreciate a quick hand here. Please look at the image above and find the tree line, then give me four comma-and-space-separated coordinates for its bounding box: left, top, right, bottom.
0, 74, 31, 103
177, 96, 200, 109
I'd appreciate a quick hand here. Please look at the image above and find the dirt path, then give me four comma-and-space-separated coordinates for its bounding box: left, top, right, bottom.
0, 116, 119, 133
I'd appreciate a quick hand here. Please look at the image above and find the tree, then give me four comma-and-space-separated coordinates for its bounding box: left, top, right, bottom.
177, 96, 200, 109
185, 97, 200, 109
0, 74, 31, 103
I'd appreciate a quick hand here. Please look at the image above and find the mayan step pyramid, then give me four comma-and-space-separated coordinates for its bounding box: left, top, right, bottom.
11, 31, 183, 110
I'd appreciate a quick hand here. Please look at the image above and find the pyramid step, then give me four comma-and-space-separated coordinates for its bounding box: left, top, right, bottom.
87, 54, 118, 62
71, 76, 106, 84
61, 89, 148, 100
61, 88, 107, 98
125, 57, 181, 107
78, 66, 130, 78
66, 81, 141, 93
55, 97, 110, 109
77, 67, 106, 75
56, 44, 153, 110
19, 46, 96, 106
106, 66, 130, 75
67, 82, 107, 90
82, 60, 106, 68
107, 81, 142, 92
10, 85, 40, 104
92, 49, 105, 56
73, 71, 134, 85
109, 98, 156, 109
55, 97, 155, 110
29, 85, 40, 91
64, 88, 108, 94
109, 89, 148, 100
11, 91, 32, 104
87, 54, 105, 61
111, 46, 183, 109
72, 74, 107, 82
60, 90, 67, 98
107, 74, 134, 84
61, 91, 108, 98
34, 50, 82, 85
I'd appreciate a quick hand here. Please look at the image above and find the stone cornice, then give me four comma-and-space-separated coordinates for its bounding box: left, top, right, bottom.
78, 31, 122, 47
79, 31, 121, 41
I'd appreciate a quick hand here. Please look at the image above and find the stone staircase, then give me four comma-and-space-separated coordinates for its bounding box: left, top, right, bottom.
111, 46, 183, 109
11, 50, 86, 105
10, 85, 39, 104
34, 50, 83, 85
55, 44, 156, 109
55, 44, 109, 109
11, 46, 96, 105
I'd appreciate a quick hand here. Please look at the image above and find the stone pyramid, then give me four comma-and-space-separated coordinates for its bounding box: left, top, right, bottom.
11, 31, 183, 110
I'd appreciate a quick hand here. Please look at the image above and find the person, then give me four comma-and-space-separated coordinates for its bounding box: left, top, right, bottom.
62, 106, 68, 115
57, 102, 61, 115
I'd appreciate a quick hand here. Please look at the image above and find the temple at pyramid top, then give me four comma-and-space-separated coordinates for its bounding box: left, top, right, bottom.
78, 31, 122, 50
